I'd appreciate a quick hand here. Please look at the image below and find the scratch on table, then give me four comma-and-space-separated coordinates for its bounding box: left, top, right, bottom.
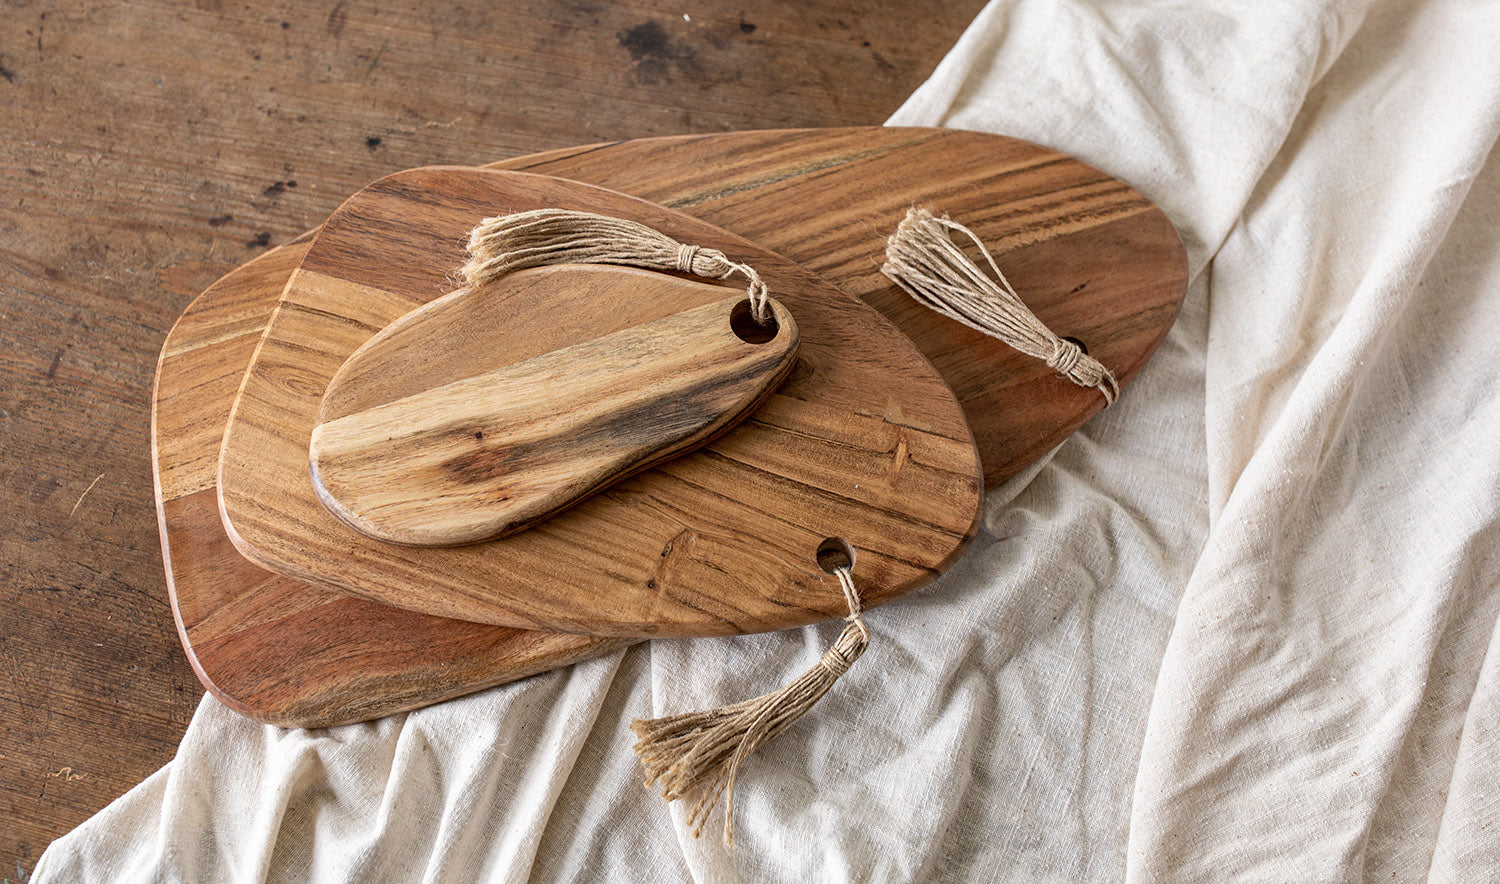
46, 766, 85, 781
70, 473, 104, 517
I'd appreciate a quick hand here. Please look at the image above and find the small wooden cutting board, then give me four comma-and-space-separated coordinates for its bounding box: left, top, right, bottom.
312, 277, 798, 547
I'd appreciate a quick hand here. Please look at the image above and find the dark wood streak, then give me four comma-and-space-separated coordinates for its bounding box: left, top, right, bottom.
438, 368, 760, 485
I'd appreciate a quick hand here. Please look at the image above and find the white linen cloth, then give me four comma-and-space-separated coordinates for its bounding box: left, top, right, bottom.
35, 0, 1500, 879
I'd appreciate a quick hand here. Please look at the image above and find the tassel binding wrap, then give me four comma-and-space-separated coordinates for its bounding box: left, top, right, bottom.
630, 566, 869, 848
881, 207, 1119, 403
463, 208, 772, 324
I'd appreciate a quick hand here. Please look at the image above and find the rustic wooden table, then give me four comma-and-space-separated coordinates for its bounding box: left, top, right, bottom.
0, 0, 983, 872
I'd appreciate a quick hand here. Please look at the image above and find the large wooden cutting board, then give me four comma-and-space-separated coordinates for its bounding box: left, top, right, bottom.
158, 127, 1187, 724
218, 167, 986, 637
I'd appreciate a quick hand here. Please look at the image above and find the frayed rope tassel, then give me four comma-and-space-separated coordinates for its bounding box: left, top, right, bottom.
630, 566, 869, 848
882, 207, 1119, 403
462, 208, 772, 324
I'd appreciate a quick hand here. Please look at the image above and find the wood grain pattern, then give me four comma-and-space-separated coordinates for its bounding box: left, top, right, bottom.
158, 126, 1185, 729
312, 278, 798, 546
219, 167, 986, 637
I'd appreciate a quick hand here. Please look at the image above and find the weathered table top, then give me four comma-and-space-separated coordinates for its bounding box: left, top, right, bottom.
0, 0, 982, 871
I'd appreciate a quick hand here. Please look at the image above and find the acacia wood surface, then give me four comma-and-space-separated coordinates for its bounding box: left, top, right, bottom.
155, 128, 1185, 736
0, 1, 988, 865
312, 275, 799, 547
218, 167, 987, 636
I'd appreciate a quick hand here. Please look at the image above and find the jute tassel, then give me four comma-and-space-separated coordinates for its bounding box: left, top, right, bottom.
882, 207, 1119, 403
462, 208, 772, 323
630, 566, 869, 848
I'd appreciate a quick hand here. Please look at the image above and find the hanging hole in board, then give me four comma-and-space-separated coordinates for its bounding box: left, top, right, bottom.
730, 299, 779, 345
815, 536, 856, 574
1061, 335, 1089, 355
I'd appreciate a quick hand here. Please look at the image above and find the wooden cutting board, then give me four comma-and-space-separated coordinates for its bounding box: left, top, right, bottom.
219, 167, 986, 637
158, 127, 1186, 724
310, 273, 800, 547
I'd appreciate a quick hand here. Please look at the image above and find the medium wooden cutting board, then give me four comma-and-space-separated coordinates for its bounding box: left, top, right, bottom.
157, 127, 1186, 725
218, 167, 986, 637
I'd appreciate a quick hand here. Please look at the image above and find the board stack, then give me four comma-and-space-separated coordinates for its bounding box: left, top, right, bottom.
151, 127, 1187, 728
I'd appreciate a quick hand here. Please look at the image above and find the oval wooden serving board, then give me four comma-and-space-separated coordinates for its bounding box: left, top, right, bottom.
219, 168, 987, 637
156, 127, 1186, 724
312, 276, 799, 547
